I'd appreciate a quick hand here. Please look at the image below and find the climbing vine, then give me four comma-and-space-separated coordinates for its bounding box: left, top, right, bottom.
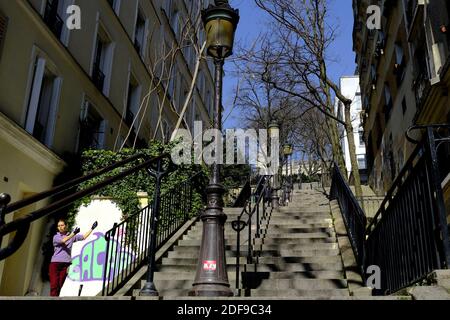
65, 140, 209, 227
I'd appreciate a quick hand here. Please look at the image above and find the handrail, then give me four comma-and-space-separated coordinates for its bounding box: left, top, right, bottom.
0, 153, 170, 261
232, 180, 251, 208
101, 172, 203, 296
364, 125, 450, 294
331, 124, 450, 295
330, 163, 367, 273
2, 153, 145, 215
231, 175, 273, 296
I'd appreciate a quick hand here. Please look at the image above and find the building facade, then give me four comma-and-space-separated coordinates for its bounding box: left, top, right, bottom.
0, 0, 215, 296
352, 0, 450, 199
335, 76, 367, 184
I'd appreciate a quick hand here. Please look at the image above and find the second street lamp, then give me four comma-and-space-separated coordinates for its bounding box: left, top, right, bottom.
190, 0, 239, 297
268, 121, 280, 209
283, 143, 293, 205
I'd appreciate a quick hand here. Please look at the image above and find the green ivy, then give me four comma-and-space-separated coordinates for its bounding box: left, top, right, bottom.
65, 140, 209, 228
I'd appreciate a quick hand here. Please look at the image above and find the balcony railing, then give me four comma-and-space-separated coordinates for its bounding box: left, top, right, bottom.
43, 1, 63, 39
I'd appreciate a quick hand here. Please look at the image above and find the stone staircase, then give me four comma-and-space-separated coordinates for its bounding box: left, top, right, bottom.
245, 189, 349, 298
127, 188, 357, 299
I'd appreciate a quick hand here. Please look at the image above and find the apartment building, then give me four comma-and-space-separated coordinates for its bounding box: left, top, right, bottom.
334, 75, 368, 184
352, 0, 450, 197
0, 0, 215, 296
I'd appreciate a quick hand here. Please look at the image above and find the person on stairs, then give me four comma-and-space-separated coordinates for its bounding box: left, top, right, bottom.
49, 219, 98, 296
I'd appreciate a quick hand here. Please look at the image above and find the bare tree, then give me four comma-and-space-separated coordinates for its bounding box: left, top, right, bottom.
114, 2, 211, 151
244, 0, 363, 198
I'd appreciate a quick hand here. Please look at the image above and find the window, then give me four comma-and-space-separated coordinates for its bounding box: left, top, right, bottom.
359, 130, 365, 146
25, 58, 61, 147
167, 62, 177, 100
0, 11, 8, 60
134, 10, 147, 57
43, 0, 64, 39
363, 96, 370, 110
170, 9, 181, 40
107, 0, 121, 14
92, 25, 113, 95
43, 0, 71, 45
357, 155, 366, 170
162, 120, 170, 143
384, 84, 393, 122
375, 31, 385, 58
370, 65, 377, 90
126, 74, 142, 129
394, 43, 406, 85
78, 102, 106, 151
206, 89, 212, 118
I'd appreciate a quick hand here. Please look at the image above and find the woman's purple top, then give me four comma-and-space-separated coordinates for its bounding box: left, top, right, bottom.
51, 232, 84, 263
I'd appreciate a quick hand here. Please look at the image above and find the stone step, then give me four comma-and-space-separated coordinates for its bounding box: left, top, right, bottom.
139, 278, 347, 291
251, 248, 340, 257
133, 288, 350, 298
262, 227, 336, 234
175, 242, 340, 251
262, 222, 333, 228
267, 218, 332, 224
156, 262, 344, 272
167, 247, 340, 259
183, 231, 336, 240
192, 228, 336, 236
161, 255, 342, 266
151, 270, 345, 280
270, 213, 332, 220
273, 205, 330, 213
247, 288, 350, 297
243, 278, 348, 290
253, 237, 338, 245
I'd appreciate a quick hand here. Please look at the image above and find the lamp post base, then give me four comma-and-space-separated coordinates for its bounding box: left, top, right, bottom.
189, 183, 233, 297
189, 283, 233, 297
271, 189, 280, 209
139, 282, 159, 296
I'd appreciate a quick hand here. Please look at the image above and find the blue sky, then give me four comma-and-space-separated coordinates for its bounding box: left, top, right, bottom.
223, 0, 356, 129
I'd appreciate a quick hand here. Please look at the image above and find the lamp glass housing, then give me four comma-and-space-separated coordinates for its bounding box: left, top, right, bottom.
268, 122, 279, 136
205, 18, 235, 59
283, 144, 293, 156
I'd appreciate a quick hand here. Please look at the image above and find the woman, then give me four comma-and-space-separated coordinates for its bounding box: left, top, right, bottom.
49, 219, 98, 296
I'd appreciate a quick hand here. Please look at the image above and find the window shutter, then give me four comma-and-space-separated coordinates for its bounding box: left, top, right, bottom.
0, 12, 8, 59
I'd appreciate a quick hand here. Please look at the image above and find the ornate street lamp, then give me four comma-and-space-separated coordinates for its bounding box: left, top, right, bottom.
190, 0, 239, 297
283, 143, 293, 205
268, 121, 280, 209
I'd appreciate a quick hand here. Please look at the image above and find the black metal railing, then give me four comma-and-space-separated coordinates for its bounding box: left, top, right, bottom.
102, 172, 200, 296
231, 175, 272, 296
330, 164, 367, 272
232, 180, 251, 208
0, 153, 170, 261
330, 124, 450, 295
365, 125, 450, 295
